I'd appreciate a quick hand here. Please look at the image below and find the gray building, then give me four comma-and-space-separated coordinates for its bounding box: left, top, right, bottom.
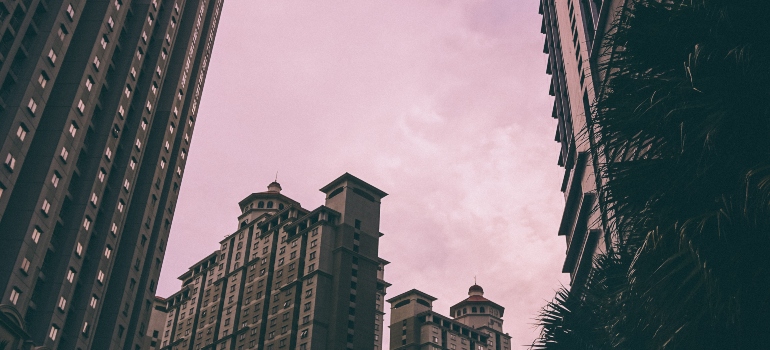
0, 0, 224, 348
539, 0, 626, 286
387, 285, 511, 350
156, 173, 390, 350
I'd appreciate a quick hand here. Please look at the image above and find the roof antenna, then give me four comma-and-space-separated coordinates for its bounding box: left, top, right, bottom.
275, 171, 278, 182
474, 276, 477, 285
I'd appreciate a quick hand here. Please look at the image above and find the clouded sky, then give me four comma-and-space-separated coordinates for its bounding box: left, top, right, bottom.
157, 0, 570, 347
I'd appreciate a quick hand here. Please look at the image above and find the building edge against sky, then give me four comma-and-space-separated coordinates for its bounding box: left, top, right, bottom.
539, 0, 628, 286
0, 0, 224, 348
151, 173, 390, 350
387, 284, 512, 350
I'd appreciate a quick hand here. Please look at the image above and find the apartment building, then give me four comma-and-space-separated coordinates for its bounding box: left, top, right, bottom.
387, 285, 511, 350
157, 174, 390, 350
539, 0, 627, 285
0, 0, 224, 348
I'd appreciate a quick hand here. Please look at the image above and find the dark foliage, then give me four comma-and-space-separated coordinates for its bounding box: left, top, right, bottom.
534, 0, 770, 349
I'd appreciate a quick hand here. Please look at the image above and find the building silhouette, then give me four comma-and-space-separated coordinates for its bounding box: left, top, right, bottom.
154, 174, 390, 350
387, 284, 511, 350
0, 0, 224, 348
538, 0, 626, 285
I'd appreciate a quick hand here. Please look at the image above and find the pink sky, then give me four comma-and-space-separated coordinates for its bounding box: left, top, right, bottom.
157, 0, 570, 347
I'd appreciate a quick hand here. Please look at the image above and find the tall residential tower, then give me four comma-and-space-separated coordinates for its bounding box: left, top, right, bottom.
0, 0, 223, 348
539, 0, 626, 285
156, 174, 390, 350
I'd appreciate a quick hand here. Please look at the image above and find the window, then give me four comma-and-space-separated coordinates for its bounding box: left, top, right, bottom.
306, 289, 312, 297
49, 325, 59, 340
20, 258, 30, 274
137, 48, 143, 60
104, 246, 112, 258
41, 199, 51, 215
69, 122, 78, 137
164, 140, 169, 151
101, 35, 109, 49
9, 288, 20, 305
66, 4, 75, 19
4, 154, 16, 171
142, 31, 148, 43
76, 243, 83, 257
58, 296, 67, 310
28, 98, 37, 113
82, 322, 90, 336
38, 72, 49, 88
93, 56, 101, 70
118, 105, 125, 118
304, 302, 311, 311
77, 100, 85, 114
156, 66, 162, 76
83, 217, 92, 230
124, 85, 132, 98
32, 226, 42, 243
66, 268, 75, 283
162, 48, 168, 60
141, 118, 148, 130
307, 264, 315, 272
135, 139, 142, 150
58, 25, 68, 40
310, 240, 317, 248
146, 101, 152, 112
115, 0, 122, 10
60, 147, 69, 162
118, 200, 125, 212
105, 147, 112, 160
97, 270, 105, 283
90, 193, 98, 206
309, 252, 316, 260
51, 172, 61, 188
48, 49, 57, 64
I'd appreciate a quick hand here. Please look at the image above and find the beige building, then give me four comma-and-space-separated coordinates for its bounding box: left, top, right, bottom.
155, 173, 390, 350
388, 285, 511, 350
539, 0, 628, 285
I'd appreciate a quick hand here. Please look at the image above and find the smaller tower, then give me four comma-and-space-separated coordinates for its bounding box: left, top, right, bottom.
449, 284, 506, 332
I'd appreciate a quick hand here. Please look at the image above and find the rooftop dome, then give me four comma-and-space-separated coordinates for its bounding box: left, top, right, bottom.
469, 284, 484, 296
267, 181, 282, 193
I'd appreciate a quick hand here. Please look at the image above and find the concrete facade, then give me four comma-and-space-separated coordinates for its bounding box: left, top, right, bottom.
0, 0, 223, 348
387, 286, 511, 350
539, 0, 627, 286
156, 173, 390, 350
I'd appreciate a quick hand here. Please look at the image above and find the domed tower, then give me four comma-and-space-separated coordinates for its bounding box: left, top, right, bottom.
236, 180, 300, 228
449, 283, 506, 332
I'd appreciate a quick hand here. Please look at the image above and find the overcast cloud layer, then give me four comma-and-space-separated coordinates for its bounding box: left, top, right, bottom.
157, 0, 570, 347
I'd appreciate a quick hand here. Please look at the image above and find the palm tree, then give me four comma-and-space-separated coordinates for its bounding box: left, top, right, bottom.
534, 0, 770, 349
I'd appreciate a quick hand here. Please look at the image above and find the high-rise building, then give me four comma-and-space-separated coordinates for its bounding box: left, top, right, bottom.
0, 0, 224, 348
538, 0, 625, 286
155, 174, 390, 350
387, 284, 512, 350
